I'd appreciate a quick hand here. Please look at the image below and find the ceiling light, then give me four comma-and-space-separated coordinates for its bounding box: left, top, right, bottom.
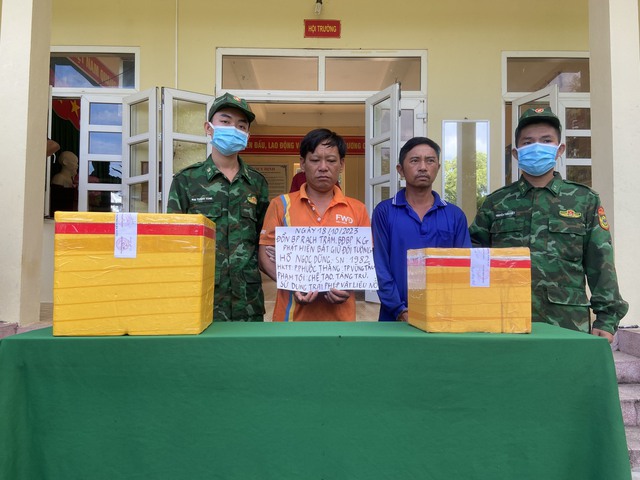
314, 0, 323, 15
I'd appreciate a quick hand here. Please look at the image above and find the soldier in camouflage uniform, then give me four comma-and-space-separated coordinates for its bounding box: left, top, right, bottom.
469, 107, 628, 341
167, 93, 269, 322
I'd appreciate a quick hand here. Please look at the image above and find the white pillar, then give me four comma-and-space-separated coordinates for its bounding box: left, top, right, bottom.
589, 0, 640, 325
0, 0, 52, 325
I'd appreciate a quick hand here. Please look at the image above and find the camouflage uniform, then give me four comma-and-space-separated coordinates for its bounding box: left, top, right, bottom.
469, 173, 628, 334
167, 155, 269, 322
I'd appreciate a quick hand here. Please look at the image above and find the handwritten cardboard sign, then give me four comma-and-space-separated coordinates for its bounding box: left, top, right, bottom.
275, 226, 378, 292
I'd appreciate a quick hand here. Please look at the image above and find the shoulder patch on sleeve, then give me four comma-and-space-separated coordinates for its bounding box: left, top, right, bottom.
597, 206, 610, 231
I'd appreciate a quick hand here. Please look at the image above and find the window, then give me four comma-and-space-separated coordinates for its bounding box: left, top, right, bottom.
47, 48, 138, 217
219, 49, 425, 95
563, 104, 592, 186
504, 54, 591, 186
325, 57, 421, 91
50, 53, 135, 89
506, 57, 590, 93
442, 120, 489, 215
222, 56, 318, 91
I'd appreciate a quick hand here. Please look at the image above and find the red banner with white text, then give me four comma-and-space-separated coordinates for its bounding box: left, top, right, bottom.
244, 135, 364, 156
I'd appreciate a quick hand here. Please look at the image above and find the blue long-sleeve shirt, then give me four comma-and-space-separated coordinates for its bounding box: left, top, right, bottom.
371, 190, 471, 321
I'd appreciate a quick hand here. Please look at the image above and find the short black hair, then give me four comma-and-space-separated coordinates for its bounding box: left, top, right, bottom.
300, 128, 347, 159
399, 137, 441, 165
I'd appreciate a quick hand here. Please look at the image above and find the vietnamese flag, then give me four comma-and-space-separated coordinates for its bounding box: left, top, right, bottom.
52, 99, 80, 131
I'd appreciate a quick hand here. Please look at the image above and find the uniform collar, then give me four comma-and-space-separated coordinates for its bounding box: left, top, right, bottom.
204, 155, 252, 183
517, 171, 563, 197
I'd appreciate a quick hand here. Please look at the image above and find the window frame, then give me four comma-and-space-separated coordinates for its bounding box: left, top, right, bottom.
502, 51, 591, 186
50, 46, 140, 95
47, 47, 140, 217
215, 48, 427, 102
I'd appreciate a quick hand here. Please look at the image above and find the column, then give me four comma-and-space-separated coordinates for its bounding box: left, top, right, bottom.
589, 0, 640, 325
0, 0, 52, 325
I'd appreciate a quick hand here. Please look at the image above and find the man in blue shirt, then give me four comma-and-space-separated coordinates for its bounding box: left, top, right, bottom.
372, 137, 471, 321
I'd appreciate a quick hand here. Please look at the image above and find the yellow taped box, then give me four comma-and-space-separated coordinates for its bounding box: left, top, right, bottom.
53, 212, 215, 336
407, 247, 531, 333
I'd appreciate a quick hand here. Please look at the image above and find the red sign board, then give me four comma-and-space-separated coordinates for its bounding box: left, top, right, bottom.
244, 135, 364, 156
304, 19, 341, 38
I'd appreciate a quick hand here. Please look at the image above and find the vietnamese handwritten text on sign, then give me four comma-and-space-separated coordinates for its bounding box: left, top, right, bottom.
275, 226, 378, 292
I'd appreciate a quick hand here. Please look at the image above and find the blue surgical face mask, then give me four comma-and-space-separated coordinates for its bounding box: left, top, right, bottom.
209, 123, 248, 156
517, 143, 559, 177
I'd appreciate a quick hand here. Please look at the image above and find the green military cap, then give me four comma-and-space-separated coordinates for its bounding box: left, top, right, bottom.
208, 92, 255, 124
515, 107, 562, 143
516, 107, 562, 133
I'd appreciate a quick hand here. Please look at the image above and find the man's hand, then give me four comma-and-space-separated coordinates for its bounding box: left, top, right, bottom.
592, 328, 614, 343
258, 245, 277, 281
265, 245, 276, 262
323, 289, 350, 305
294, 291, 319, 305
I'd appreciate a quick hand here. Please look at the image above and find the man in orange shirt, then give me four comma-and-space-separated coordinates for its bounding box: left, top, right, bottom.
259, 128, 370, 321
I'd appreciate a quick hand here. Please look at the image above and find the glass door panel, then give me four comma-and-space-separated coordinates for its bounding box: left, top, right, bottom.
172, 141, 208, 174
79, 95, 125, 212
122, 88, 157, 212
365, 83, 400, 303
511, 85, 558, 183
559, 98, 591, 185
373, 143, 391, 177
172, 98, 210, 135
161, 88, 214, 212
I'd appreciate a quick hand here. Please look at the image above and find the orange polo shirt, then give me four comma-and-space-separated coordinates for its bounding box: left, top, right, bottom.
260, 185, 370, 321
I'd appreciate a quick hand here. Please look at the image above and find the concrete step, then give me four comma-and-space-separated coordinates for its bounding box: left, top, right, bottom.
627, 426, 640, 470
0, 321, 50, 340
619, 384, 640, 426
618, 329, 640, 357
614, 350, 640, 384
16, 321, 51, 334
0, 322, 18, 339
615, 341, 640, 471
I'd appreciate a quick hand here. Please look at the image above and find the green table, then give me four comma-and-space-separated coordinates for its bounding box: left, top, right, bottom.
0, 322, 630, 479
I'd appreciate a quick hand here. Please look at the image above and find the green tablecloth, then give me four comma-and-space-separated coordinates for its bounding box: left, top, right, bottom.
0, 322, 630, 480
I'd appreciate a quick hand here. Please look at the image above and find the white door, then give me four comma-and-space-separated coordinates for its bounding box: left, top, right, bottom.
365, 85, 428, 213
397, 96, 428, 189
556, 97, 591, 184
364, 84, 400, 303
511, 85, 559, 182
363, 84, 427, 303
122, 88, 158, 212
161, 88, 214, 212
79, 88, 214, 214
365, 83, 427, 303
79, 94, 126, 212
44, 87, 55, 218
365, 83, 400, 216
